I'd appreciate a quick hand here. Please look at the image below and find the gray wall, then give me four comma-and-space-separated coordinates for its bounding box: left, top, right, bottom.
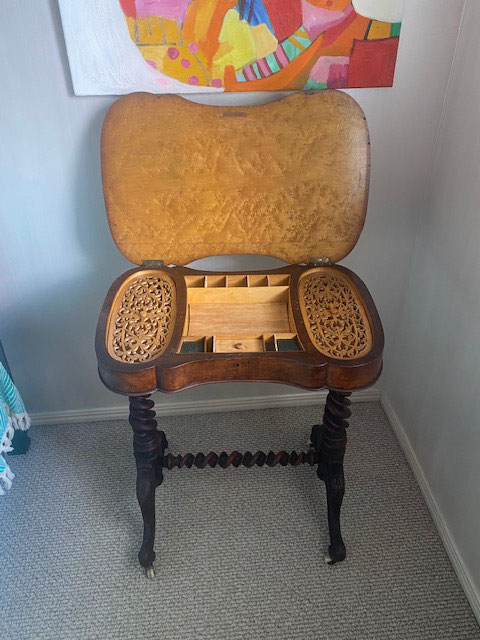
0, 0, 464, 413
384, 0, 480, 601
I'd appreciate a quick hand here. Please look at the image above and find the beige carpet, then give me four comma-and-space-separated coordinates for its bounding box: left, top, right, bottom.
1, 401, 479, 639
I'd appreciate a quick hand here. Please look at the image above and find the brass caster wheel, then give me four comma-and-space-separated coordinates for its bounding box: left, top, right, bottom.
146, 565, 156, 579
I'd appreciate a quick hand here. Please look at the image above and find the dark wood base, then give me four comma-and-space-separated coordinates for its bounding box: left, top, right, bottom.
311, 391, 351, 563
129, 390, 352, 576
163, 449, 319, 469
128, 395, 167, 574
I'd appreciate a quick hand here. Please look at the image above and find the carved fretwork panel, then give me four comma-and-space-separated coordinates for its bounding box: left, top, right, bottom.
299, 269, 372, 360
107, 272, 176, 363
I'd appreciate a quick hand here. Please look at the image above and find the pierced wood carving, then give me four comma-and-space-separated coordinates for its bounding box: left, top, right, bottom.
108, 274, 175, 363
300, 270, 372, 360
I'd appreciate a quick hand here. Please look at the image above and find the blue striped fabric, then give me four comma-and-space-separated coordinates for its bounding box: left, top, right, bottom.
0, 363, 30, 494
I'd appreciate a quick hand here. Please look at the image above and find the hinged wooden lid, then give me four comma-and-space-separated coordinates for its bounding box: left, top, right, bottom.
101, 91, 370, 266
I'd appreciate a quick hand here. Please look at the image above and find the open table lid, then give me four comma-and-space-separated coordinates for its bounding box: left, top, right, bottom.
101, 90, 370, 266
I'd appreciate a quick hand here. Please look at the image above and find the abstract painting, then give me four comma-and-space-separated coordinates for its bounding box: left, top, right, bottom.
59, 0, 404, 95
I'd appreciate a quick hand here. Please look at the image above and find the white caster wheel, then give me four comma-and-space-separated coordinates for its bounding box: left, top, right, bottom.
146, 565, 156, 579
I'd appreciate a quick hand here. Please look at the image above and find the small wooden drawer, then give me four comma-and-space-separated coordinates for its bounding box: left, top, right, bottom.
215, 336, 264, 353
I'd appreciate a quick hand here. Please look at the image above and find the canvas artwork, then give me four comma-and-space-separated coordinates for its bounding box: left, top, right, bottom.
59, 0, 404, 95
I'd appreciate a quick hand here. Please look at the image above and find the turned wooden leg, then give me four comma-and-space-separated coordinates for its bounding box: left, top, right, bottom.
311, 390, 351, 565
128, 395, 167, 577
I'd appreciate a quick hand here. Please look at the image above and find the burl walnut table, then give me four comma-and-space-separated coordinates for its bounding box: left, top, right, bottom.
95, 90, 384, 577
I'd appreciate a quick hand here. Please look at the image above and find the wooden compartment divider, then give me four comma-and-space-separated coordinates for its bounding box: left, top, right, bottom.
184, 275, 206, 288
205, 275, 227, 287
248, 275, 268, 287
179, 272, 303, 354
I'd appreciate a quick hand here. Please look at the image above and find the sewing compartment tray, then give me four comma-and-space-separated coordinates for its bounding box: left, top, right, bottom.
96, 265, 383, 395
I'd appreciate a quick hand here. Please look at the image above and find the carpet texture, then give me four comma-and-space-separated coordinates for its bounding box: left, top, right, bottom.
1, 401, 479, 640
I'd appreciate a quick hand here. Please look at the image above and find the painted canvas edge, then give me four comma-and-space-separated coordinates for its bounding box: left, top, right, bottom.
58, 0, 405, 96
57, 0, 224, 95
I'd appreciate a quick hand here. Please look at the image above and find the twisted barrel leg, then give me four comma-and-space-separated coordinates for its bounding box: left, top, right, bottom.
129, 395, 167, 576
311, 390, 352, 564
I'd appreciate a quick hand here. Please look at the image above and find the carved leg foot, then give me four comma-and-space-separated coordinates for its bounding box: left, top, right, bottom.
312, 391, 351, 565
136, 457, 158, 570
129, 395, 166, 575
324, 461, 346, 564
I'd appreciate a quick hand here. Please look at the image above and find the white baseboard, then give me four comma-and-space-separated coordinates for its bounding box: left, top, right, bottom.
380, 392, 480, 624
30, 387, 380, 426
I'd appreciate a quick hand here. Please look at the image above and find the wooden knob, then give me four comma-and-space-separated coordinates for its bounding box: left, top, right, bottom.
234, 342, 246, 350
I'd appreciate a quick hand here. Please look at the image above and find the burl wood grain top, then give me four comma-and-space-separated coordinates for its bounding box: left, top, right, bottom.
101, 91, 370, 266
